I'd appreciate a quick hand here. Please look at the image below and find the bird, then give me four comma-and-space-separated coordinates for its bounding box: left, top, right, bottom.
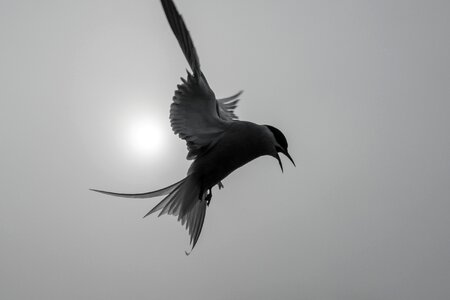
91, 0, 295, 254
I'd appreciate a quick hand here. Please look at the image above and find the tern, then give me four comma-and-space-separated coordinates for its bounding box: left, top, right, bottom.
92, 0, 295, 253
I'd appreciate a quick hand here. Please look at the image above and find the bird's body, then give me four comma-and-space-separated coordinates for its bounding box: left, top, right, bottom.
92, 0, 294, 253
189, 121, 277, 189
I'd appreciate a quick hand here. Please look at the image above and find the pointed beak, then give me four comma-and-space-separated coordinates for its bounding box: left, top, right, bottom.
276, 153, 284, 172
282, 150, 296, 167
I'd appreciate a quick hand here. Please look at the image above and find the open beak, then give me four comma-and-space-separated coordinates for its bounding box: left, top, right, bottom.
275, 150, 295, 172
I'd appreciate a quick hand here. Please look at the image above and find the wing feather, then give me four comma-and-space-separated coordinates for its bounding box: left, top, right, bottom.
217, 90, 243, 120
161, 0, 200, 74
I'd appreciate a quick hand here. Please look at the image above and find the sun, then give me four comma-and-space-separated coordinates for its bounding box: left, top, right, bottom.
121, 112, 168, 160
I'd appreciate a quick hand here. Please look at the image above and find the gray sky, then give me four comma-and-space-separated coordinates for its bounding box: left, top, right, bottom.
1, 0, 450, 299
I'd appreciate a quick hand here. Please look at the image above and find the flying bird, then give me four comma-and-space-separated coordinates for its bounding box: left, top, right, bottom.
92, 0, 295, 253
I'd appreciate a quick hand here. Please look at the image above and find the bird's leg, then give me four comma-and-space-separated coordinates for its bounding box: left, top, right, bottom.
199, 187, 212, 205
205, 188, 212, 206
218, 181, 224, 190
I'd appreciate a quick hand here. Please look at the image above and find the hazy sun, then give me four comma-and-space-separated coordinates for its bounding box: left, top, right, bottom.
121, 112, 167, 160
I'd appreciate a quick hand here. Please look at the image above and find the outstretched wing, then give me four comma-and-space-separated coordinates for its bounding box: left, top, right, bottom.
161, 0, 241, 159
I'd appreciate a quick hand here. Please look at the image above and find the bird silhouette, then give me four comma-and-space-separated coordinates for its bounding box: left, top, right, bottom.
91, 0, 295, 254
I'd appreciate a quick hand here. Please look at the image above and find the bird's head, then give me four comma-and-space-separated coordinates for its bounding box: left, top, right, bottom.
265, 125, 295, 172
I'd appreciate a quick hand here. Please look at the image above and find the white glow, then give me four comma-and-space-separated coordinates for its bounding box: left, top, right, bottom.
121, 113, 167, 160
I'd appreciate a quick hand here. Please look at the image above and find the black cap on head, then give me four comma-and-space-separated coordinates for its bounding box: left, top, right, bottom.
265, 125, 288, 150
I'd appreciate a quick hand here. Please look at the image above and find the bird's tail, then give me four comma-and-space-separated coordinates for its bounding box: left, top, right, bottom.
91, 175, 207, 253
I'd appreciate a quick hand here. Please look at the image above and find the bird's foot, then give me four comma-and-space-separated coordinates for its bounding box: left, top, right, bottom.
205, 189, 212, 206
199, 188, 212, 206
218, 181, 224, 190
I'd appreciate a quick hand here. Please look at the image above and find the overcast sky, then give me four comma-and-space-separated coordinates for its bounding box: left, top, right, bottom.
1, 0, 450, 299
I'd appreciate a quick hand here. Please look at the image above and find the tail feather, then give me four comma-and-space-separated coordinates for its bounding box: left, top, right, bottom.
90, 178, 184, 199
92, 175, 207, 253
143, 183, 183, 218
158, 186, 183, 217
187, 201, 206, 246
183, 200, 206, 255
144, 175, 207, 250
